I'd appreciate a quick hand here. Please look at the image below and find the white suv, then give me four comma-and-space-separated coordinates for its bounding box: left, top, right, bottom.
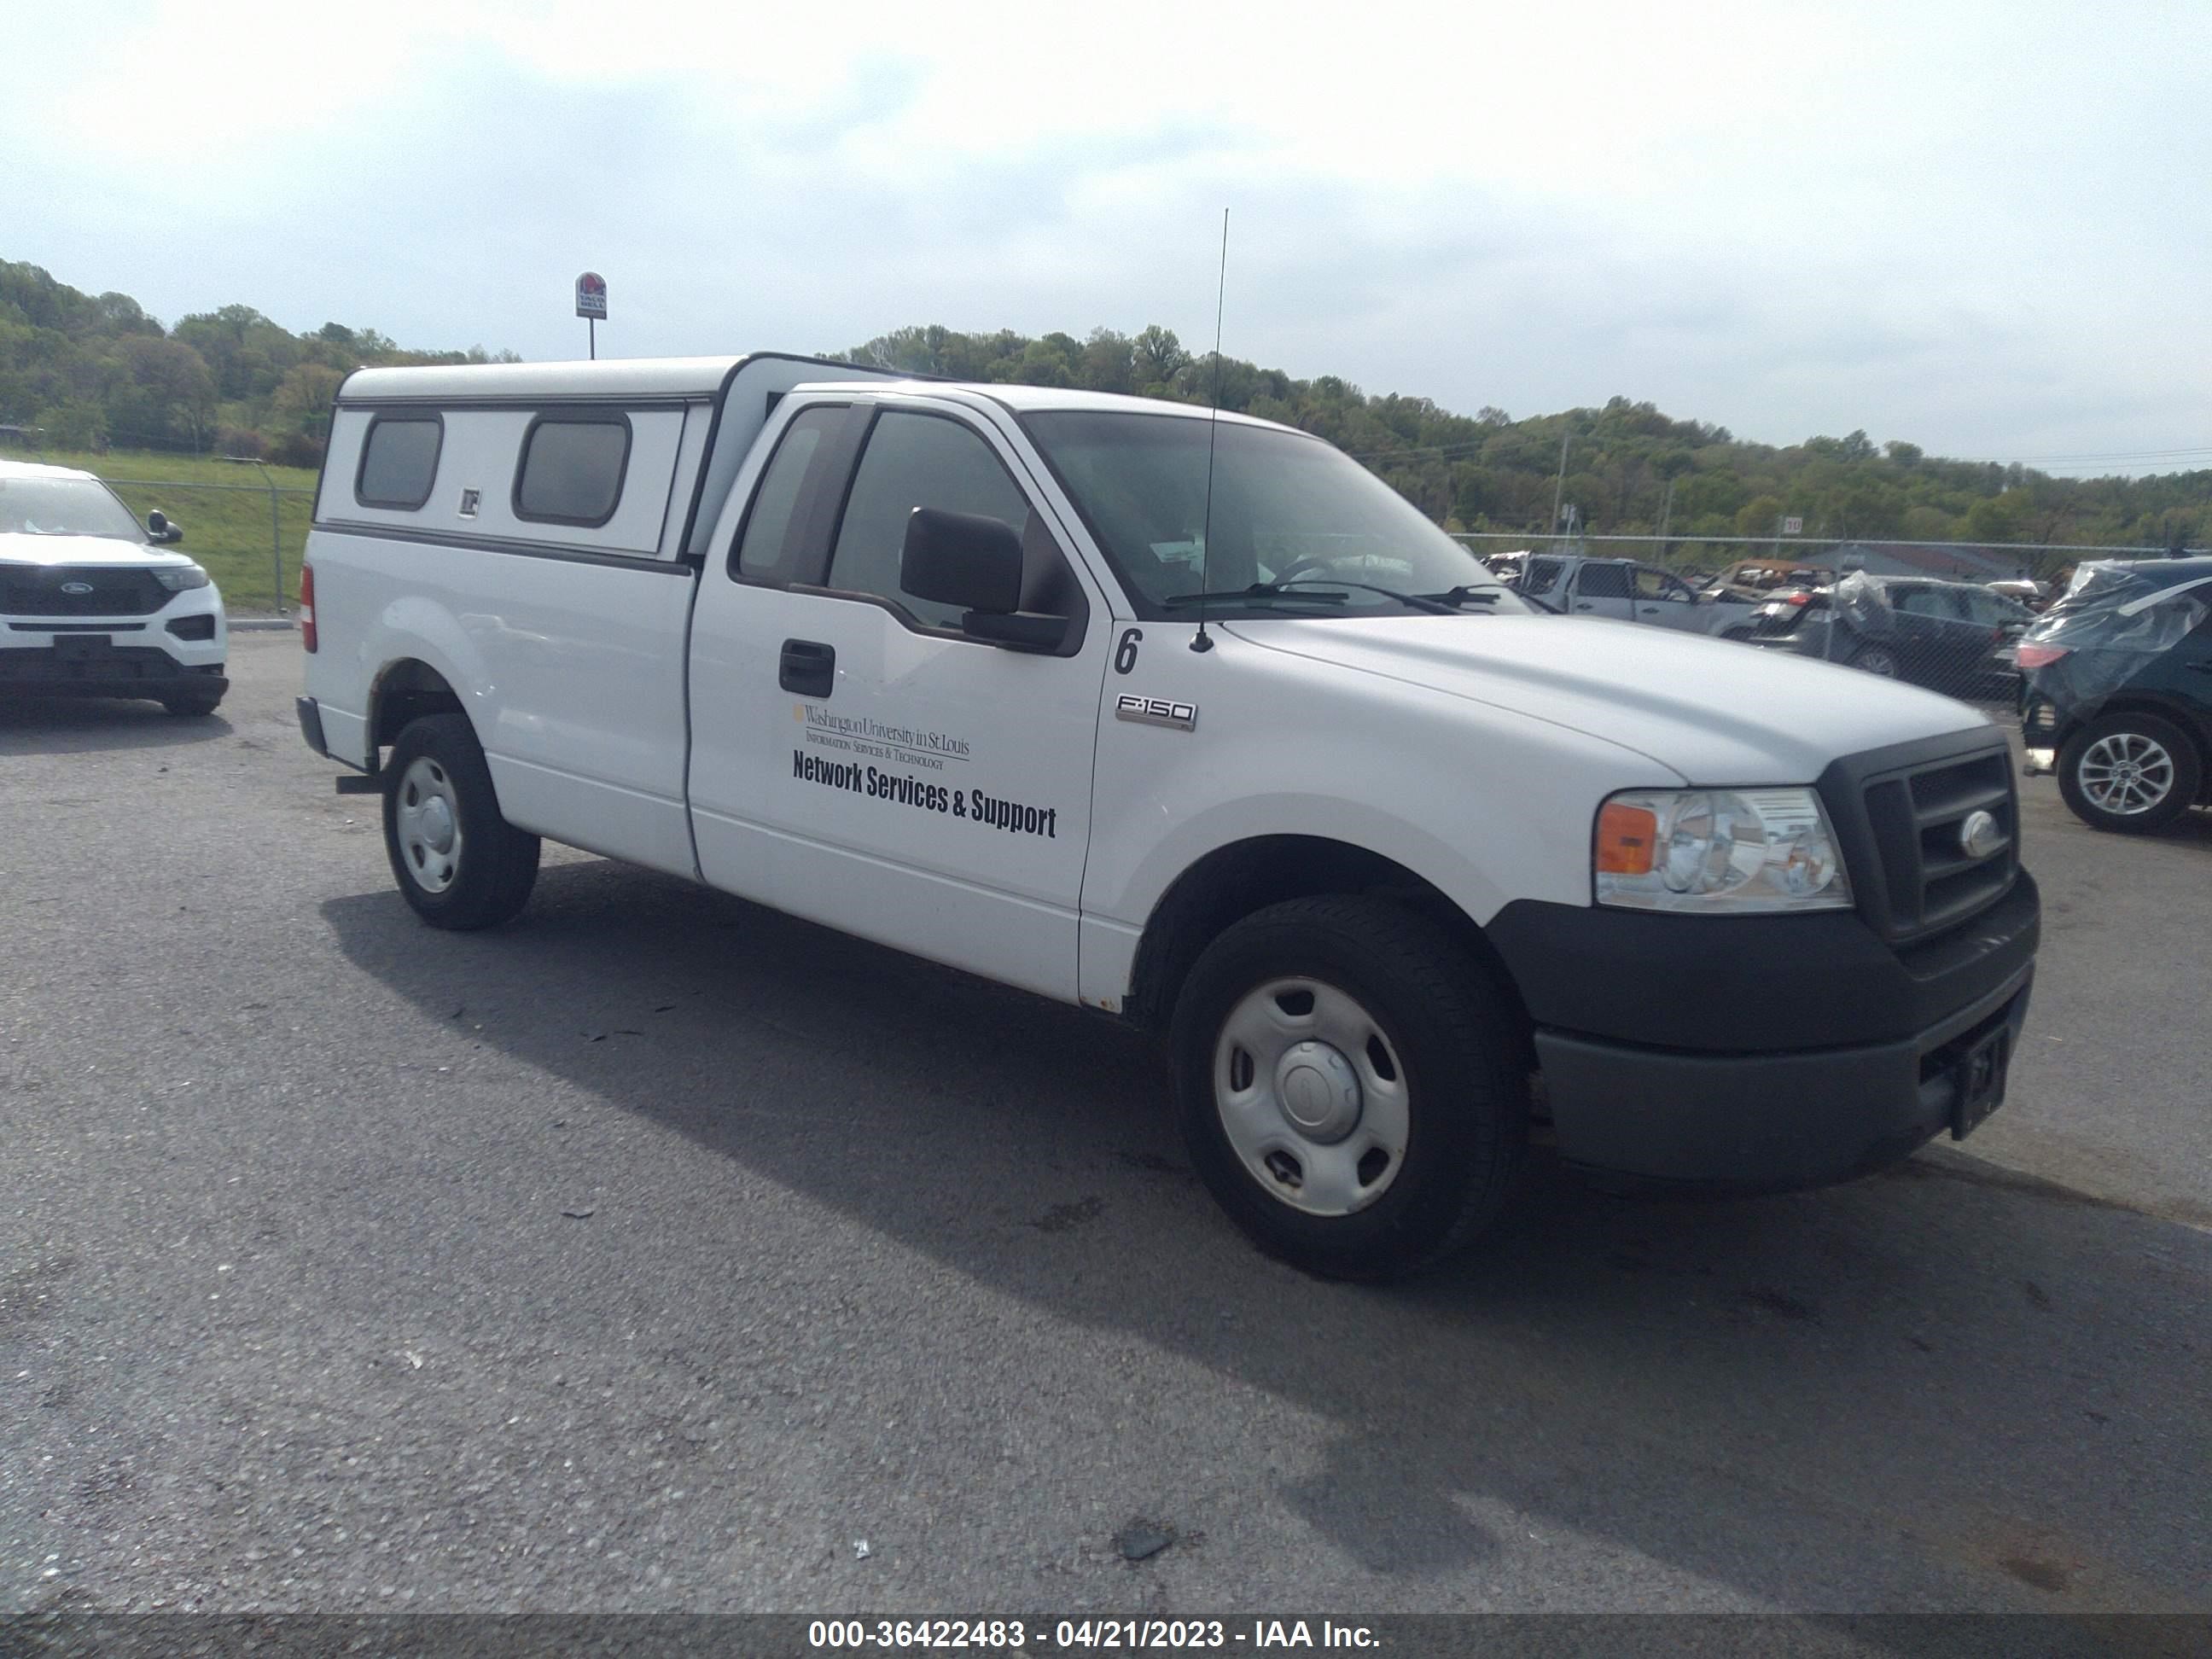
0, 459, 228, 715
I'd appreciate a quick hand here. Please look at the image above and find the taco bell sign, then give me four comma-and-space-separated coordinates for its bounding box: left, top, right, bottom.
574, 271, 608, 320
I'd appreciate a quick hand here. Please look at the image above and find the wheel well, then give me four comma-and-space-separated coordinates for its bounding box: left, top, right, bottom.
2067, 696, 2211, 752
370, 660, 467, 760
1123, 835, 1528, 1035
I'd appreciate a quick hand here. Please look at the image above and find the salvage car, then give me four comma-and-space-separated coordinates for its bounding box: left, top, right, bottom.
2019, 556, 2212, 833
1748, 573, 2029, 696
1515, 554, 1749, 636
0, 459, 228, 715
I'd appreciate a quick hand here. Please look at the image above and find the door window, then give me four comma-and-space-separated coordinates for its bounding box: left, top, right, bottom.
826, 412, 1034, 630
1633, 566, 1695, 602
1892, 586, 1954, 618
1574, 562, 1633, 599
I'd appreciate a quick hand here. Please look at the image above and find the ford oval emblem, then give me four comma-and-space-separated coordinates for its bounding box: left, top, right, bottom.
60, 580, 96, 595
1959, 809, 2005, 861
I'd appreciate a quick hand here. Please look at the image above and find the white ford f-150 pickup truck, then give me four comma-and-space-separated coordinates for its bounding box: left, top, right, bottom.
298, 353, 2038, 1278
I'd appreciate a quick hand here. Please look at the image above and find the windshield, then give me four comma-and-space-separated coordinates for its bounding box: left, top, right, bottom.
1022, 411, 1528, 620
0, 474, 147, 543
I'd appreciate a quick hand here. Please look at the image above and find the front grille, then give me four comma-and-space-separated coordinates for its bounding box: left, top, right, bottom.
0, 567, 172, 617
1860, 749, 2017, 938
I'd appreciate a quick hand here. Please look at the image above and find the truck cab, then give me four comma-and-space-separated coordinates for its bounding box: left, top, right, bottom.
298, 356, 2039, 1280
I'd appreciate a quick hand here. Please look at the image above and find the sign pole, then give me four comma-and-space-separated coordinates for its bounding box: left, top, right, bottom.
574, 271, 608, 361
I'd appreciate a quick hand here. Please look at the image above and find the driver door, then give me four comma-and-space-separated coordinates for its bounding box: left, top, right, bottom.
685, 397, 1109, 1001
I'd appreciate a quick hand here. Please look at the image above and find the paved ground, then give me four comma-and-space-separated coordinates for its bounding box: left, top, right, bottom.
3, 633, 2207, 1618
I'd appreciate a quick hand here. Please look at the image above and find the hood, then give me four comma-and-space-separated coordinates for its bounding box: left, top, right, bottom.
0, 531, 196, 570
1221, 614, 1994, 783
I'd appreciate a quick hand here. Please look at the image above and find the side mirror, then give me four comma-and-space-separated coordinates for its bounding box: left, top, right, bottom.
902, 507, 1072, 653
147, 509, 183, 544
902, 507, 1023, 614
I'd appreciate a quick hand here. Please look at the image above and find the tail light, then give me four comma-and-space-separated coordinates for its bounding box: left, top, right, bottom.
299, 563, 317, 653
2015, 642, 2069, 671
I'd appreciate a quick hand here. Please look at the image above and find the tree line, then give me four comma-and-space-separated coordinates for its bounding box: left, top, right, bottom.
0, 259, 515, 466
6, 257, 2202, 561
834, 324, 2210, 564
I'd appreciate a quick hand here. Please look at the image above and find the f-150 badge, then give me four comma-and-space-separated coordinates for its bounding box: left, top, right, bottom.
1115, 694, 1197, 731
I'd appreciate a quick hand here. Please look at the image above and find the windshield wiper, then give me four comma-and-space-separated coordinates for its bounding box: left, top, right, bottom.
1161, 583, 1352, 609
1412, 585, 1505, 609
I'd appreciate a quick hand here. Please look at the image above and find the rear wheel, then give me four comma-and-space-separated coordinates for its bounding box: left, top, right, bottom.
160, 688, 224, 717
2057, 712, 2201, 835
1171, 897, 1529, 1281
381, 713, 540, 928
1850, 644, 1901, 678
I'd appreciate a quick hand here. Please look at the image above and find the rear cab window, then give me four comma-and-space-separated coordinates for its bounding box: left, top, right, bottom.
733, 407, 845, 584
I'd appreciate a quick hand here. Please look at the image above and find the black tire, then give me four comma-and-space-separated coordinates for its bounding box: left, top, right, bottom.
1170, 896, 1529, 1282
2056, 711, 2202, 835
381, 713, 540, 929
1849, 644, 1901, 678
160, 689, 224, 716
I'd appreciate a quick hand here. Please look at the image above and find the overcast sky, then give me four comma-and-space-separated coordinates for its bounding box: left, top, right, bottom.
11, 0, 2210, 474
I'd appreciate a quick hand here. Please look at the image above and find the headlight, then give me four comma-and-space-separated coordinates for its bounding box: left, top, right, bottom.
150, 562, 210, 591
1594, 788, 1852, 912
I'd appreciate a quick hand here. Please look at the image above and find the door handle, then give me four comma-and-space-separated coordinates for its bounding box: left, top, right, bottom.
1639, 605, 1660, 614
1575, 602, 1594, 611
779, 638, 835, 698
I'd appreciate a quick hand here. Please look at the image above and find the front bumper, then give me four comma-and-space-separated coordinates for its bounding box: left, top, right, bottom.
1534, 966, 2032, 1190
1, 588, 228, 699
1487, 870, 2040, 1190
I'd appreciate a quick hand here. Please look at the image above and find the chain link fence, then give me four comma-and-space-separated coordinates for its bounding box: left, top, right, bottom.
1447, 532, 2198, 708
89, 474, 316, 617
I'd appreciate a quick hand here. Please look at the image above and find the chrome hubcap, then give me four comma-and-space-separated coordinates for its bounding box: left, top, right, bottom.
1214, 978, 1410, 1216
2078, 733, 2174, 816
396, 756, 464, 893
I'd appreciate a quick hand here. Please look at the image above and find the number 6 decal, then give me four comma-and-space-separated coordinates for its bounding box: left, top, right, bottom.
1115, 627, 1143, 675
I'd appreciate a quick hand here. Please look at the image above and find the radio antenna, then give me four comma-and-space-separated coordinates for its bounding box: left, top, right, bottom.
1191, 207, 1229, 654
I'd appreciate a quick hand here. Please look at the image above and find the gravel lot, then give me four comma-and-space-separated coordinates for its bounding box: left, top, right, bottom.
3, 632, 2207, 1618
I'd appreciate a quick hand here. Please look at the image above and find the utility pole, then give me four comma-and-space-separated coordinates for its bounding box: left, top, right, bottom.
1550, 427, 1572, 547
1656, 478, 1675, 550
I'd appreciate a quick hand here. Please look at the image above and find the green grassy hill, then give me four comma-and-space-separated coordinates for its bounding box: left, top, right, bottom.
29, 447, 318, 614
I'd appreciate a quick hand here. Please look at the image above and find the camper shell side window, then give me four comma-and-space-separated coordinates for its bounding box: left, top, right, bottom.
354, 414, 445, 511
513, 412, 633, 529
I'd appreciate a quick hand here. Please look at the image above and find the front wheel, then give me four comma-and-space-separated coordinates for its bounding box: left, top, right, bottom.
381, 713, 540, 928
1849, 644, 1901, 678
1170, 897, 1529, 1281
2057, 712, 2201, 834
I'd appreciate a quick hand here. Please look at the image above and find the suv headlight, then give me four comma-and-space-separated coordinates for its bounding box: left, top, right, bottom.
151, 562, 211, 591
1594, 788, 1852, 912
